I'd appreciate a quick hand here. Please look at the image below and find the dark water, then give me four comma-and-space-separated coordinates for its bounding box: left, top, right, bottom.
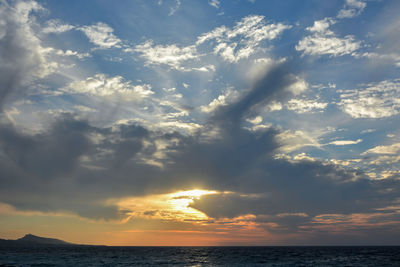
1, 246, 400, 266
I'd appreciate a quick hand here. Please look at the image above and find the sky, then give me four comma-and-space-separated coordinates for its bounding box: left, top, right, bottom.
0, 0, 399, 246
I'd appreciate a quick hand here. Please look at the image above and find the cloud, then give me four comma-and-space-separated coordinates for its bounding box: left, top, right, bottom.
197, 15, 291, 62
246, 116, 263, 125
266, 101, 282, 111
337, 0, 366, 19
276, 130, 322, 153
0, 114, 164, 219
169, 0, 181, 16
208, 0, 220, 9
42, 19, 75, 34
63, 74, 154, 100
327, 139, 362, 146
296, 18, 361, 57
54, 49, 90, 59
79, 22, 122, 49
131, 41, 201, 71
1, 1, 399, 245
0, 58, 399, 245
130, 15, 290, 73
200, 87, 239, 113
338, 79, 400, 118
0, 0, 58, 109
286, 98, 328, 113
362, 143, 400, 155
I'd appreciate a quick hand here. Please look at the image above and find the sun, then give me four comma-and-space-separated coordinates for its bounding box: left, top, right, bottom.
170, 189, 218, 199
110, 189, 219, 223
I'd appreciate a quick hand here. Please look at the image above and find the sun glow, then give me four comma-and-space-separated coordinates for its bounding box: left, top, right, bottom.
110, 189, 218, 223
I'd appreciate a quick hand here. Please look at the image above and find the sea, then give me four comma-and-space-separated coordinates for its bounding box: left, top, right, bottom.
1, 246, 400, 266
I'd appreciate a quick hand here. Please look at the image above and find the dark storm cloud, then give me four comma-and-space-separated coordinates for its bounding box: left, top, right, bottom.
0, 55, 399, 244
0, 115, 121, 220
212, 61, 297, 130
189, 171, 399, 218
0, 113, 162, 219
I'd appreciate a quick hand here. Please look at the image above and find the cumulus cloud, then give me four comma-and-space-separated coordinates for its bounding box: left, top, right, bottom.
296, 18, 361, 57
63, 74, 153, 100
131, 41, 202, 71
338, 79, 400, 118
197, 15, 291, 62
200, 88, 239, 113
79, 22, 121, 49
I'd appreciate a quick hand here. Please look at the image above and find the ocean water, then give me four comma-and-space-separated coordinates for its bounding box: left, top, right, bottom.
1, 246, 400, 266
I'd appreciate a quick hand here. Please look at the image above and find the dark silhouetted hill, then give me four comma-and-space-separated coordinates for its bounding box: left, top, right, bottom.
0, 234, 73, 247
17, 234, 71, 245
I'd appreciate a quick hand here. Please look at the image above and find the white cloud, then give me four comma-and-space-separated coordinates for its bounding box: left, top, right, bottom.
292, 153, 317, 162
362, 143, 400, 155
209, 0, 220, 9
54, 49, 90, 59
337, 0, 366, 19
200, 88, 239, 113
131, 15, 290, 70
338, 79, 400, 118
307, 18, 332, 33
296, 18, 361, 57
328, 139, 362, 146
132, 41, 201, 71
157, 99, 190, 119
286, 77, 308, 95
246, 116, 263, 125
191, 64, 216, 72
79, 22, 121, 49
267, 101, 283, 111
297, 34, 360, 57
196, 25, 227, 45
327, 158, 362, 167
286, 99, 328, 113
168, 0, 181, 16
276, 130, 323, 153
64, 74, 153, 100
197, 15, 291, 63
42, 19, 75, 34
